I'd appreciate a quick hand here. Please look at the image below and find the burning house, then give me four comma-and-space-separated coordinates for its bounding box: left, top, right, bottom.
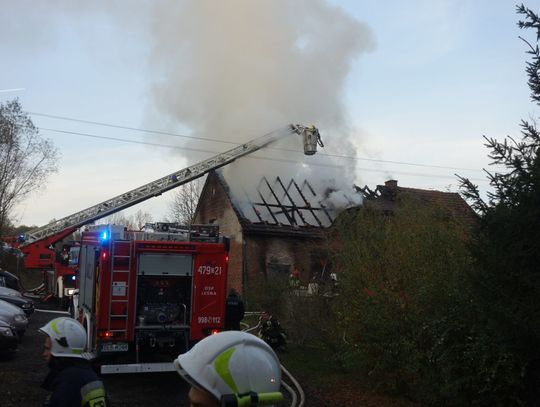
194, 169, 476, 296
193, 170, 354, 293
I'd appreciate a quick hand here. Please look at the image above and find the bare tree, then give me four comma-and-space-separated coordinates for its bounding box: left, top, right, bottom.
97, 212, 129, 227
131, 209, 153, 230
98, 209, 153, 230
0, 99, 58, 235
167, 179, 203, 225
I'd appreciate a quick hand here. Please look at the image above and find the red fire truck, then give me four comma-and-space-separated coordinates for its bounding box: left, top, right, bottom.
8, 124, 321, 372
77, 222, 229, 373
13, 124, 321, 307
3, 228, 80, 305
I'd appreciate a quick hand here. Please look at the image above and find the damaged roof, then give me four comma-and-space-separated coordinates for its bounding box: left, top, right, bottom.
214, 170, 341, 237
358, 179, 477, 226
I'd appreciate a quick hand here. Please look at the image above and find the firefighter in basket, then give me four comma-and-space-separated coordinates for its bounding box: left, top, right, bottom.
39, 317, 109, 407
258, 311, 287, 352
174, 331, 283, 407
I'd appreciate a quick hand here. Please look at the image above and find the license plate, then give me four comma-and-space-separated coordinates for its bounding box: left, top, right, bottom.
100, 342, 129, 352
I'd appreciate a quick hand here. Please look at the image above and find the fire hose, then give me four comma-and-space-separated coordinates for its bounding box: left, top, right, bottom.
243, 313, 305, 407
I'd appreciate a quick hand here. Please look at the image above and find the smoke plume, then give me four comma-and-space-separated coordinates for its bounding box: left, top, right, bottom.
145, 0, 374, 217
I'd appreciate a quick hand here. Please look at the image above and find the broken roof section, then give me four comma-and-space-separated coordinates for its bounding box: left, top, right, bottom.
250, 176, 335, 227
358, 179, 477, 226
216, 169, 360, 228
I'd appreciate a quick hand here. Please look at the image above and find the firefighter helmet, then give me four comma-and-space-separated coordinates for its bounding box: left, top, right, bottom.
174, 331, 282, 406
39, 317, 87, 358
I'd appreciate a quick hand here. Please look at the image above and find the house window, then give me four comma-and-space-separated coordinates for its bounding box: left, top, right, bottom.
265, 262, 291, 277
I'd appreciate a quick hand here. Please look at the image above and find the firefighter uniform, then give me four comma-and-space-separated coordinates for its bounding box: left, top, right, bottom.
39, 318, 109, 407
225, 289, 245, 331
42, 358, 108, 407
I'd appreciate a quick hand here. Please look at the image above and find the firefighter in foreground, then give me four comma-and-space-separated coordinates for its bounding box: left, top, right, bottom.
174, 331, 283, 407
40, 317, 109, 407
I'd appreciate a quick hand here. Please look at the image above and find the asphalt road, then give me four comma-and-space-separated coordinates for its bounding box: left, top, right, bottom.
0, 299, 190, 407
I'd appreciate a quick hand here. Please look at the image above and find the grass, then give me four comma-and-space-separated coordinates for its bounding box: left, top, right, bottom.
278, 343, 415, 407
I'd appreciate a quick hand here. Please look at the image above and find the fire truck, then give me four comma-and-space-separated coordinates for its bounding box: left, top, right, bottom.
3, 228, 80, 305
77, 222, 229, 373
15, 124, 322, 371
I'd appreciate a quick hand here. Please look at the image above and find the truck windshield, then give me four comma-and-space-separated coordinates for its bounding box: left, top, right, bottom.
69, 247, 80, 266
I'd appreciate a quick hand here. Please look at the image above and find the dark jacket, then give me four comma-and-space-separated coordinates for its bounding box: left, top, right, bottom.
42, 357, 108, 407
225, 293, 245, 330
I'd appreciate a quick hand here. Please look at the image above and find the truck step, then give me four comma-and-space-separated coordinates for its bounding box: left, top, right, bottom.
101, 362, 175, 374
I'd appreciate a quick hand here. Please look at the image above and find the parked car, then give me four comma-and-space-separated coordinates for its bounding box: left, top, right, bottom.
0, 287, 21, 297
0, 287, 34, 316
0, 269, 21, 291
0, 299, 28, 336
0, 318, 17, 352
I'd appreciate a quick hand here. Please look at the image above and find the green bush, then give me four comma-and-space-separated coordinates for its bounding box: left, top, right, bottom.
331, 196, 475, 401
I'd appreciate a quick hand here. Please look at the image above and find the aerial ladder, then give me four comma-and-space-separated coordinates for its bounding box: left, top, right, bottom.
18, 124, 323, 298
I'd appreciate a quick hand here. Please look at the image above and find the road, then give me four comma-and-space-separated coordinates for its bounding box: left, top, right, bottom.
0, 299, 190, 407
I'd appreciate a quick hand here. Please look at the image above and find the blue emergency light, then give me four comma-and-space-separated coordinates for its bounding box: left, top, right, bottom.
100, 231, 109, 241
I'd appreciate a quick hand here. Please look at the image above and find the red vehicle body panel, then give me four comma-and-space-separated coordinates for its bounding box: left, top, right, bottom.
2, 228, 79, 299
78, 225, 228, 359
190, 247, 228, 340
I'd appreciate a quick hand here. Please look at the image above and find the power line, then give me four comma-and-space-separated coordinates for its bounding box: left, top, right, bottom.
38, 127, 487, 182
0, 88, 25, 93
29, 111, 234, 145
38, 127, 345, 168
304, 150, 482, 172
31, 111, 484, 173
39, 127, 219, 155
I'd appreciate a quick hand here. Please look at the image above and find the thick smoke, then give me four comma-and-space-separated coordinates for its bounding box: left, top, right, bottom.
145, 0, 374, 217
6, 1, 373, 221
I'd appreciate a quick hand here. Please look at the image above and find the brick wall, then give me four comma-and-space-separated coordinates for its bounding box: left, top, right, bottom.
194, 172, 244, 293
244, 235, 325, 288
194, 172, 331, 294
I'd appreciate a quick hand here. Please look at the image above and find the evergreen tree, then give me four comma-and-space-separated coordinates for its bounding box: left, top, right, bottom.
458, 5, 540, 404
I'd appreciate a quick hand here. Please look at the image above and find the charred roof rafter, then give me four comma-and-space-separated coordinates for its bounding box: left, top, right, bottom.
259, 176, 296, 225
297, 179, 334, 225
246, 176, 335, 227
254, 182, 280, 225
275, 176, 309, 226
288, 179, 323, 227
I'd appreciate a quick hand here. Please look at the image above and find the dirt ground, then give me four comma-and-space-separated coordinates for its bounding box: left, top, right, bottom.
0, 299, 190, 407
0, 295, 406, 407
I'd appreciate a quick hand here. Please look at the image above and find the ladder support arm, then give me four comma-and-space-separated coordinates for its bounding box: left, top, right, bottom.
24, 124, 320, 243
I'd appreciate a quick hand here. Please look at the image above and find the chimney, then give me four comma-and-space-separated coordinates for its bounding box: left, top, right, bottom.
385, 179, 398, 189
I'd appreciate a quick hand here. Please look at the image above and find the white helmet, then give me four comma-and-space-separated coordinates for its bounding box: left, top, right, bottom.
39, 317, 86, 358
174, 331, 282, 406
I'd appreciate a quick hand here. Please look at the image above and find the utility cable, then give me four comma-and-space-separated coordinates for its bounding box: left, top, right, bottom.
39, 127, 219, 154
31, 111, 484, 173
38, 127, 486, 182
29, 111, 232, 145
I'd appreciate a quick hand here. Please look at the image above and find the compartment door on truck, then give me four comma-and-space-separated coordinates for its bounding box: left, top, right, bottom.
191, 252, 227, 341
79, 244, 99, 312
137, 253, 194, 326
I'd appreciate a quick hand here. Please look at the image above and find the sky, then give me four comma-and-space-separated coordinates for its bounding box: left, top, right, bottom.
0, 0, 536, 227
